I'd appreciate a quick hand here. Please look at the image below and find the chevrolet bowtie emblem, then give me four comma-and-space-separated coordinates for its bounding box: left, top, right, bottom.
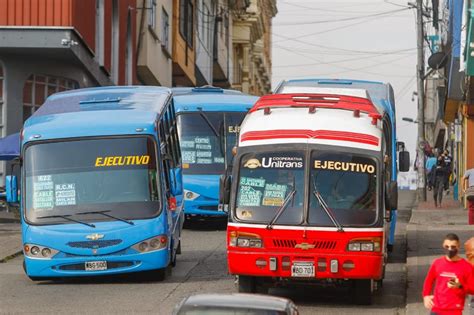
86, 233, 104, 241
295, 242, 315, 250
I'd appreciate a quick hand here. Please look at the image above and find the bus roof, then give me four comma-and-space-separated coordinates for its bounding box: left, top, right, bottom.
240, 93, 382, 151
173, 87, 258, 113
23, 86, 171, 142
275, 78, 395, 116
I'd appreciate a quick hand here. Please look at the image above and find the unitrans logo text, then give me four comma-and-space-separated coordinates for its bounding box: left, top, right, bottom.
262, 157, 303, 168
243, 158, 262, 169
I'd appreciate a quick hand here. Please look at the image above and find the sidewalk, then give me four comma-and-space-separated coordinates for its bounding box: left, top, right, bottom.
406, 196, 473, 314
0, 210, 22, 263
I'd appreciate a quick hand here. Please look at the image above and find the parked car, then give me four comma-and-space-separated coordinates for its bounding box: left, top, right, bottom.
173, 293, 299, 315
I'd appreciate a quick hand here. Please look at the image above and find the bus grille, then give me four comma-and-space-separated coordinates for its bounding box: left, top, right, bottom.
58, 261, 133, 271
272, 239, 338, 250
67, 239, 122, 249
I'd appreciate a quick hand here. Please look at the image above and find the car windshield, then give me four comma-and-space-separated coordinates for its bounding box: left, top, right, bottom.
177, 112, 246, 175
24, 136, 160, 225
235, 152, 305, 225
309, 151, 378, 226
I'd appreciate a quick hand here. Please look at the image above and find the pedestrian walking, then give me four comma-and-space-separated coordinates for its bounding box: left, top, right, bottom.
426, 153, 437, 191
433, 157, 448, 208
462, 167, 474, 225
423, 233, 474, 315
443, 150, 453, 193
464, 237, 474, 314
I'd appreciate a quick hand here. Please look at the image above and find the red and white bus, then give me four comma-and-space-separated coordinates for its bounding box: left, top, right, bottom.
220, 93, 409, 304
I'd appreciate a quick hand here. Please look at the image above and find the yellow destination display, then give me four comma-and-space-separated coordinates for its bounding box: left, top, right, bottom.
95, 155, 150, 167
314, 160, 375, 174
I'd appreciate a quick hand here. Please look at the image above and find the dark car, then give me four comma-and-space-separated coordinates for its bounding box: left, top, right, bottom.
173, 293, 299, 315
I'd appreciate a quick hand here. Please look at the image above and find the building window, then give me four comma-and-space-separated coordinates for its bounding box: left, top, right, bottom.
22, 75, 78, 122
179, 0, 193, 48
161, 7, 170, 52
148, 0, 157, 29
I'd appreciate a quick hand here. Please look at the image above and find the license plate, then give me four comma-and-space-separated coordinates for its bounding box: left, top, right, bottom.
85, 261, 107, 271
291, 262, 315, 277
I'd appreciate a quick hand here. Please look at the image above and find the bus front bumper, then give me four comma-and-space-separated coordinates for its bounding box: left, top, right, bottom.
24, 248, 169, 278
184, 200, 227, 218
228, 250, 384, 280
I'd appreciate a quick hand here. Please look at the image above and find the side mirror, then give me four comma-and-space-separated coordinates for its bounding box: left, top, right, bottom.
219, 175, 232, 206
170, 168, 183, 196
399, 151, 410, 172
6, 175, 18, 203
385, 181, 398, 211
396, 141, 405, 152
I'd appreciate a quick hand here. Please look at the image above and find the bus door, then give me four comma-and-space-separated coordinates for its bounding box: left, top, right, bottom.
158, 101, 183, 255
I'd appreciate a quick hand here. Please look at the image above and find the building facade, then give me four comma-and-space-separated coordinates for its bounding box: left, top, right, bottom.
0, 0, 136, 184
172, 0, 197, 86
232, 0, 277, 96
136, 0, 173, 86
212, 0, 233, 88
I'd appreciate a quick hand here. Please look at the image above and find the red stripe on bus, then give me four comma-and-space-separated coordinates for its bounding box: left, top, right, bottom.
240, 130, 379, 146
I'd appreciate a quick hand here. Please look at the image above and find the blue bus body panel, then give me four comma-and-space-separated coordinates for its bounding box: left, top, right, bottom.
276, 79, 399, 245
173, 90, 258, 217
23, 216, 170, 277
183, 174, 223, 216
21, 86, 185, 278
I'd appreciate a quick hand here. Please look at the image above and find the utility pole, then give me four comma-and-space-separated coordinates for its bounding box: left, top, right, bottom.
415, 0, 427, 202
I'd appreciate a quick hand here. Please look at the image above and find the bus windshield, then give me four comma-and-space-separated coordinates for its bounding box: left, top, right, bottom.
235, 152, 305, 225
309, 151, 378, 226
177, 112, 246, 175
24, 136, 160, 225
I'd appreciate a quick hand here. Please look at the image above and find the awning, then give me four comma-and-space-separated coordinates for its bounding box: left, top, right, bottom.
0, 133, 20, 160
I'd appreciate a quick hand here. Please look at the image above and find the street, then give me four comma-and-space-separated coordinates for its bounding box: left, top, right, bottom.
0, 191, 415, 314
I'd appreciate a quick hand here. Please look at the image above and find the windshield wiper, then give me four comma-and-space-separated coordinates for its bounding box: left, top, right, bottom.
266, 189, 297, 230
198, 110, 219, 138
312, 178, 344, 232
36, 214, 96, 228
76, 210, 134, 226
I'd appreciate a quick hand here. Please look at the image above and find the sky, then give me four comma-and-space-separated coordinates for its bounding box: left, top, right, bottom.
271, 0, 420, 157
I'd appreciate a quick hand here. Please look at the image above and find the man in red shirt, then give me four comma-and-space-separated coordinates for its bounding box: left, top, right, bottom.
423, 233, 473, 315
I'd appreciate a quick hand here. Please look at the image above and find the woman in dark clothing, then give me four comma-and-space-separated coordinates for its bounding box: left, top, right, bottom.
433, 157, 447, 207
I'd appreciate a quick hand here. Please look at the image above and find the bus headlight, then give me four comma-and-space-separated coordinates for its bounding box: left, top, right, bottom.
229, 231, 263, 248
132, 235, 168, 253
347, 238, 381, 252
184, 190, 200, 201
24, 244, 58, 259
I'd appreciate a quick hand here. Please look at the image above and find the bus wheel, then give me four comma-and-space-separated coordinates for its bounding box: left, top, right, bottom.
238, 275, 256, 293
171, 248, 177, 267
148, 268, 167, 282
176, 240, 182, 255
352, 279, 373, 305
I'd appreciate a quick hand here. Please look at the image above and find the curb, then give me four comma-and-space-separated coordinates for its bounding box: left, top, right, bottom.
0, 217, 20, 224
0, 250, 23, 263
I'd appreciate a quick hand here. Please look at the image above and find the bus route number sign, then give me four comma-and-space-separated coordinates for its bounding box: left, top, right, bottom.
291, 262, 315, 278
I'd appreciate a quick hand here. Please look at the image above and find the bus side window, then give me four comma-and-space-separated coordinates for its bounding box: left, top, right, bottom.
158, 118, 171, 197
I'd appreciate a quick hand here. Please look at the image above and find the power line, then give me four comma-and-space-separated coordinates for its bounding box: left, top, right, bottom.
274, 7, 411, 26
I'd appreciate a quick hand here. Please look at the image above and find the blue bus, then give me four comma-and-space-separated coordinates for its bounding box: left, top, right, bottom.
8, 86, 184, 280
172, 87, 258, 221
274, 79, 404, 250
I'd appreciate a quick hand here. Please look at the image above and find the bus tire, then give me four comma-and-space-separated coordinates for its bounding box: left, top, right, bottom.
238, 275, 256, 293
176, 240, 182, 255
171, 247, 177, 267
352, 279, 372, 305
149, 268, 167, 282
